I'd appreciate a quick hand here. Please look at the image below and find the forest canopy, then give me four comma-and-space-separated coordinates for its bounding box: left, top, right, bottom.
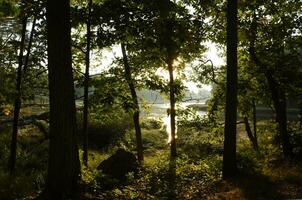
0, 0, 302, 199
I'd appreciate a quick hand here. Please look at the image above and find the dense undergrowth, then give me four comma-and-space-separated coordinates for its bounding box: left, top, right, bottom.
0, 109, 302, 199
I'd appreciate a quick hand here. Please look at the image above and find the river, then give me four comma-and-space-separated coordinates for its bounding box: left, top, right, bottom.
141, 102, 207, 119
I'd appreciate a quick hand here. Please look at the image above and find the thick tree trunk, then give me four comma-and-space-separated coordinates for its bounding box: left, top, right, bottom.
46, 0, 80, 199
121, 43, 144, 164
82, 0, 92, 167
223, 0, 238, 179
168, 60, 177, 158
243, 116, 258, 150
9, 16, 27, 175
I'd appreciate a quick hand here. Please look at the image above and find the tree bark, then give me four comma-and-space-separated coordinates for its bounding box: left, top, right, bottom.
9, 16, 27, 175
243, 116, 258, 150
265, 74, 293, 157
82, 0, 92, 167
248, 15, 293, 158
168, 60, 177, 158
121, 43, 144, 164
223, 0, 238, 179
23, 17, 36, 72
299, 105, 302, 129
275, 93, 292, 157
46, 0, 80, 198
252, 99, 258, 147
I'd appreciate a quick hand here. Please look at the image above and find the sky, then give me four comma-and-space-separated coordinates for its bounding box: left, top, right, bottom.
89, 42, 225, 93
185, 42, 225, 92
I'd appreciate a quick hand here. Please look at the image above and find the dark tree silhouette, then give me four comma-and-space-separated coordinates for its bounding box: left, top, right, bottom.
248, 17, 294, 158
121, 43, 144, 164
168, 59, 177, 158
82, 0, 92, 167
8, 16, 27, 175
223, 0, 238, 179
9, 13, 35, 175
46, 0, 80, 198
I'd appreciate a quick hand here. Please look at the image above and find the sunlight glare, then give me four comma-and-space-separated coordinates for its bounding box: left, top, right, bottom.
162, 115, 178, 144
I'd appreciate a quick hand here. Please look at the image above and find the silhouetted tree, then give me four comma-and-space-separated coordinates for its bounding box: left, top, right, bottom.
120, 43, 144, 163
46, 0, 80, 198
8, 15, 27, 175
82, 0, 92, 167
223, 0, 238, 179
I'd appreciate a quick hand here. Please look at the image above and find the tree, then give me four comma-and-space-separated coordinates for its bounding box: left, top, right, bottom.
76, 0, 206, 160
223, 0, 238, 179
202, 0, 301, 157
8, 15, 27, 175
121, 43, 144, 163
7, 0, 46, 176
148, 0, 206, 158
46, 0, 80, 198
241, 0, 302, 158
82, 0, 92, 167
0, 0, 17, 17
91, 0, 145, 163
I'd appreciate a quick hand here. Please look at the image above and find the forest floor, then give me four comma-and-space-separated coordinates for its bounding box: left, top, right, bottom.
0, 112, 302, 199
207, 160, 302, 200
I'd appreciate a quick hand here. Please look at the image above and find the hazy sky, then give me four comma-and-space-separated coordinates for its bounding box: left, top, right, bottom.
88, 42, 225, 93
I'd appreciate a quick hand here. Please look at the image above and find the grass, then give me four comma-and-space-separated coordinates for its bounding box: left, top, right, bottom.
0, 117, 302, 199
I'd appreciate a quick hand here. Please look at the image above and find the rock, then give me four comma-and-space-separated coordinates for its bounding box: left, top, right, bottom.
97, 148, 138, 181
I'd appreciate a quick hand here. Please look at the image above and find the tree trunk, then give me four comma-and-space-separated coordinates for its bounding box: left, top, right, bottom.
276, 94, 292, 157
299, 105, 302, 129
243, 116, 258, 150
23, 17, 36, 72
46, 0, 80, 198
223, 0, 238, 179
9, 16, 27, 175
248, 15, 293, 158
252, 99, 258, 147
121, 43, 144, 164
265, 72, 293, 158
168, 60, 177, 158
82, 0, 92, 167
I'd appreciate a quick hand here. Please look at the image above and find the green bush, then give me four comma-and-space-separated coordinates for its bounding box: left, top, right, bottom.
78, 109, 134, 151
134, 155, 221, 199
289, 122, 302, 157
177, 126, 224, 160
141, 118, 162, 130
123, 129, 167, 153
0, 125, 47, 199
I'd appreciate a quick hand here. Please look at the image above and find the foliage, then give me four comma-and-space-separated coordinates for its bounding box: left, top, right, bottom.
0, 125, 47, 199
0, 0, 18, 17
177, 106, 207, 129
0, 0, 48, 106
288, 122, 302, 157
85, 152, 221, 200
77, 108, 134, 151
140, 118, 162, 130
177, 125, 224, 161
123, 128, 167, 153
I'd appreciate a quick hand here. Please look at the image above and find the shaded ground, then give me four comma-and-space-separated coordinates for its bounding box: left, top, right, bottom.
208, 162, 302, 200
0, 115, 302, 199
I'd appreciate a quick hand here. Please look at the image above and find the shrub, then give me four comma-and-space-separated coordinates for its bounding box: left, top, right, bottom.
78, 109, 134, 151
123, 129, 167, 153
289, 122, 302, 157
141, 118, 162, 130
